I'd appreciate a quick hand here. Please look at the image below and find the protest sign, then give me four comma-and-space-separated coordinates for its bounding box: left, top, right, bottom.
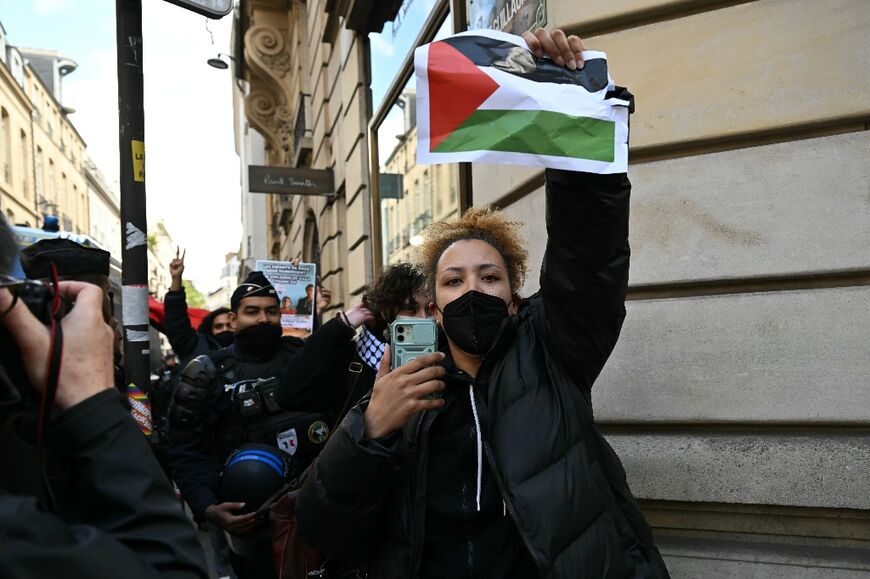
256, 260, 317, 337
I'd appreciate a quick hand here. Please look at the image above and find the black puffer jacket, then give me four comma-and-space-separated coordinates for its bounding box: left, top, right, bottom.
296, 169, 670, 578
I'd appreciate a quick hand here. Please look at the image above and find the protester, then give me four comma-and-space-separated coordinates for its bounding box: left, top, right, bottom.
354, 263, 428, 402
0, 215, 208, 578
295, 29, 669, 578
165, 248, 235, 371
275, 262, 427, 416
166, 271, 346, 579
268, 264, 424, 578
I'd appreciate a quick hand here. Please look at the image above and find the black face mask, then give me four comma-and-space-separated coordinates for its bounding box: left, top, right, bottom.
438, 290, 510, 355
233, 324, 281, 356
212, 330, 235, 348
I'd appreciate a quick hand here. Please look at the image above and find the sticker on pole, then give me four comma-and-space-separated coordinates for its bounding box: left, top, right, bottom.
132, 140, 145, 182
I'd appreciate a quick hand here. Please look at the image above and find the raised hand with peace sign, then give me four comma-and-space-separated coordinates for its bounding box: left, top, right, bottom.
169, 246, 186, 292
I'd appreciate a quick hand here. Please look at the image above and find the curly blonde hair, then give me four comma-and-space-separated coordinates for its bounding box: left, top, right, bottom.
415, 206, 528, 299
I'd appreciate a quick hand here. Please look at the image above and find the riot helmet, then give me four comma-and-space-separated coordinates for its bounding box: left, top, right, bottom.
218, 443, 293, 514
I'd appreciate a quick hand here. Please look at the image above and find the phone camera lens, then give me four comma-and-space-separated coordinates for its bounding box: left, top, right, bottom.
397, 326, 405, 333
396, 335, 405, 342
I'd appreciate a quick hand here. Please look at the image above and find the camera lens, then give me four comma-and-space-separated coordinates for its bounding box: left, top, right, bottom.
397, 326, 405, 333
396, 335, 405, 342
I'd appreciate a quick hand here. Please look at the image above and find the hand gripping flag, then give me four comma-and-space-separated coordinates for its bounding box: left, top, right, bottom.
415, 29, 632, 174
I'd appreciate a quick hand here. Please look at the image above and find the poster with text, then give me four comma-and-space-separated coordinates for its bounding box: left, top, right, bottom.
256, 260, 317, 338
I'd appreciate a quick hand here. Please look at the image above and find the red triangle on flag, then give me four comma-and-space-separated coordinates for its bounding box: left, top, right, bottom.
427, 40, 499, 151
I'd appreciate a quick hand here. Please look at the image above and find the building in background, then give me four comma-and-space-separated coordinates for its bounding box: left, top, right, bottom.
234, 0, 403, 318
206, 251, 240, 310
232, 1, 870, 575
85, 156, 121, 260
379, 89, 459, 265
147, 220, 175, 299
17, 47, 77, 105
233, 61, 269, 282
0, 20, 93, 236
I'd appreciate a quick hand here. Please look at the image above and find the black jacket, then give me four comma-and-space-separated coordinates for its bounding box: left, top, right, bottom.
0, 389, 208, 578
163, 289, 221, 369
295, 169, 670, 578
274, 316, 377, 418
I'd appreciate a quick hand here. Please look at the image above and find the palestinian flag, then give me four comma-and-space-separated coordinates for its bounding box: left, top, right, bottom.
415, 30, 632, 174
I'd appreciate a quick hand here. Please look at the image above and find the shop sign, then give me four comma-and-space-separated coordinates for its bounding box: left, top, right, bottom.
468, 0, 547, 35
379, 173, 404, 199
248, 166, 335, 196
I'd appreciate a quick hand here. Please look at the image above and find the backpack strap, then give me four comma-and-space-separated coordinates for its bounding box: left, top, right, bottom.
333, 360, 363, 431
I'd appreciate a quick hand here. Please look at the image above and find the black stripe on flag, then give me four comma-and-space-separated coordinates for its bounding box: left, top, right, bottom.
441, 34, 610, 93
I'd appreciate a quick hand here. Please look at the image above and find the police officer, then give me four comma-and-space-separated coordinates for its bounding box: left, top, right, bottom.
166, 271, 339, 579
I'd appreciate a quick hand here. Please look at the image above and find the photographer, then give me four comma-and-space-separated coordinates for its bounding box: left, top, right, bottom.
0, 216, 208, 578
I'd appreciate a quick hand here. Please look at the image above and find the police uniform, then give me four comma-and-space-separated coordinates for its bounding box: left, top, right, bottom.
165, 272, 333, 579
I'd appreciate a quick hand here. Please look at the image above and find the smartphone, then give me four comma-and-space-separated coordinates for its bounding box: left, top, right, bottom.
390, 317, 439, 369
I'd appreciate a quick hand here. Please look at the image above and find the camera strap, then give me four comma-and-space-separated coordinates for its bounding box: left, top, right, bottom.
37, 264, 64, 511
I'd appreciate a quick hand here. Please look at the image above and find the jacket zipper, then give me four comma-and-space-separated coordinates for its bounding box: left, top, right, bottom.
469, 385, 545, 577
481, 440, 544, 577
408, 409, 430, 579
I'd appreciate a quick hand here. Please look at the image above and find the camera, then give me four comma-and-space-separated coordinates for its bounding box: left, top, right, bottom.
0, 281, 65, 409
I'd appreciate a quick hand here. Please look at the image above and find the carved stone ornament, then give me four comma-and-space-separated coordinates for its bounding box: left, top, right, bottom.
244, 19, 294, 165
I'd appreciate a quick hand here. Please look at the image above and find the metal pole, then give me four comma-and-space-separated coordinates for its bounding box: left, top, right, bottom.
116, 0, 150, 396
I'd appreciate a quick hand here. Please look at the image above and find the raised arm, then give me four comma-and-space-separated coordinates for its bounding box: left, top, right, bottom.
275, 302, 372, 412
163, 248, 202, 360
539, 169, 631, 393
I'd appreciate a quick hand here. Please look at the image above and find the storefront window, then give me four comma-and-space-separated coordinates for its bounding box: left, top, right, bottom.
369, 1, 433, 114
373, 12, 461, 268
466, 0, 547, 35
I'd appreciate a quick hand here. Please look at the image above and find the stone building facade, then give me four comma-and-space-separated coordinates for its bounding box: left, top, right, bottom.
85, 157, 121, 260
236, 0, 384, 317
0, 21, 90, 234
234, 1, 870, 575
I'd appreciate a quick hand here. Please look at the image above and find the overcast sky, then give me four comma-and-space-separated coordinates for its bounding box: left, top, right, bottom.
1, 0, 241, 294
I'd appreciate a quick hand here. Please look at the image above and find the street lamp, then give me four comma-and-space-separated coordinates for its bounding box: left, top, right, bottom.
207, 52, 234, 69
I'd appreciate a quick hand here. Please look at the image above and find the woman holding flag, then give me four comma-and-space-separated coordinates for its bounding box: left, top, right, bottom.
296, 28, 669, 578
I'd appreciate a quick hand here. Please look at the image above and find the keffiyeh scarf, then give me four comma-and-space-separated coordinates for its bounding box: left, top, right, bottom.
356, 325, 386, 371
